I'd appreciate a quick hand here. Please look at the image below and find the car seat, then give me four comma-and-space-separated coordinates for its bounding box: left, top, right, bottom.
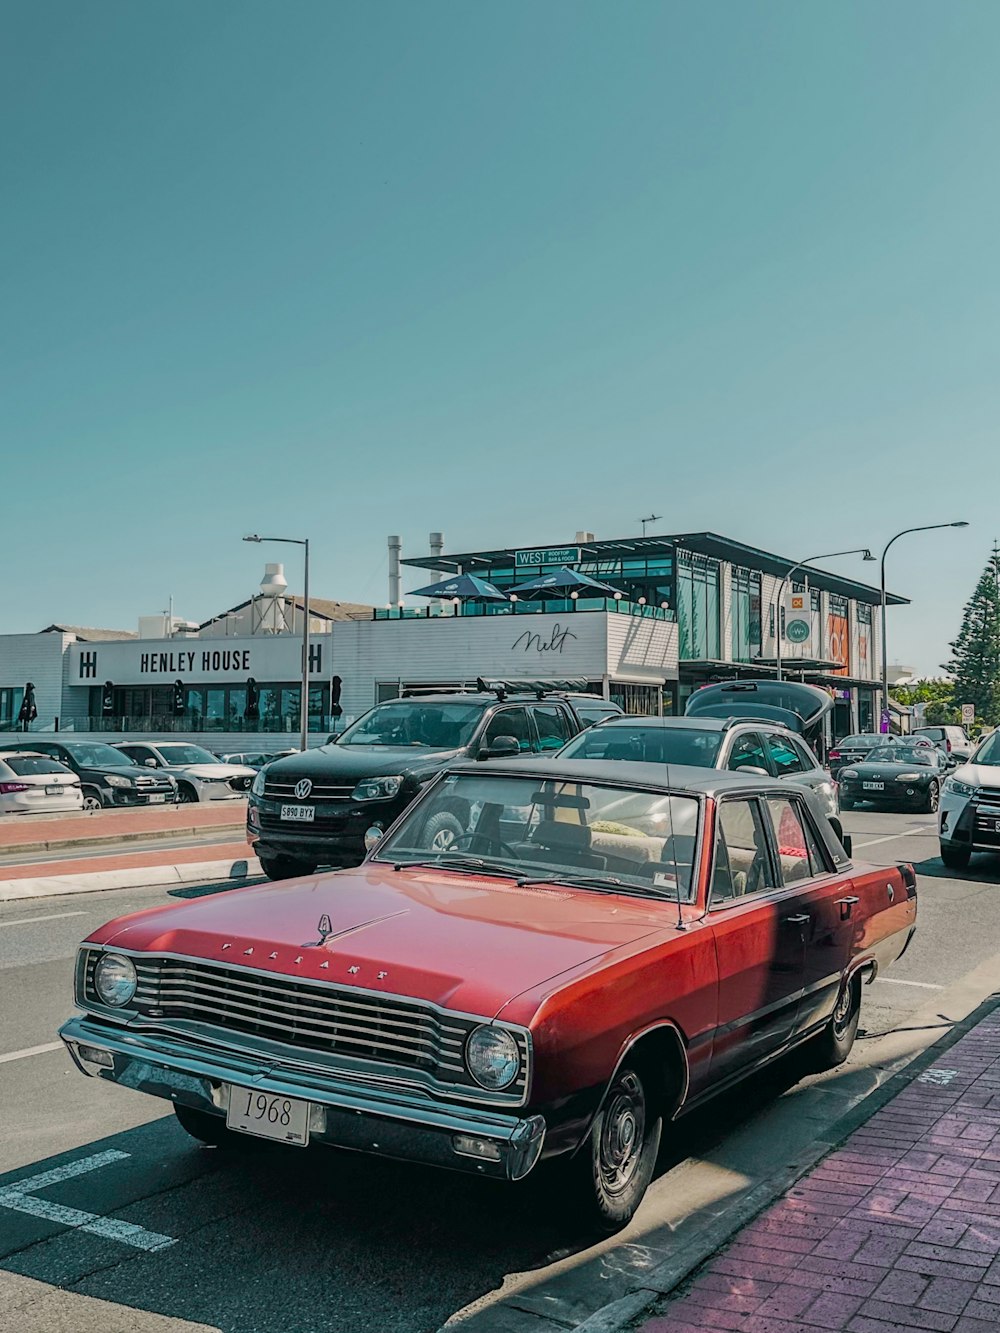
528, 821, 607, 870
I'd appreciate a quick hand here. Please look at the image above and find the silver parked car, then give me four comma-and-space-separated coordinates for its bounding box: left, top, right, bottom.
112, 742, 256, 803
0, 751, 84, 815
558, 715, 840, 818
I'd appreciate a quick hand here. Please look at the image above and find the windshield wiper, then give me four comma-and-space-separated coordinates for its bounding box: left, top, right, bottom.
388, 854, 522, 878
513, 870, 675, 899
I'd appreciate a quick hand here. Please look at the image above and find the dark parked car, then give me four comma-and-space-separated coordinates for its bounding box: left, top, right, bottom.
839, 742, 948, 813
0, 739, 177, 811
827, 734, 888, 778
248, 687, 591, 879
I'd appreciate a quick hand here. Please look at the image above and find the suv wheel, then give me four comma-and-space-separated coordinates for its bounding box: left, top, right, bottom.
81, 787, 103, 812
258, 854, 318, 881
940, 841, 971, 871
421, 811, 465, 852
176, 783, 199, 804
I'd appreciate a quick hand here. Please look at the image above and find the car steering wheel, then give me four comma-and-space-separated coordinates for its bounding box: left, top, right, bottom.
448, 832, 517, 858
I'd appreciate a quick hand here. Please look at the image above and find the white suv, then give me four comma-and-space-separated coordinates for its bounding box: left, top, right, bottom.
938, 730, 1000, 870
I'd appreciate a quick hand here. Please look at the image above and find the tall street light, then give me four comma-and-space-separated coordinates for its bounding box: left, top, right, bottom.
243, 534, 311, 753
880, 522, 969, 732
775, 549, 875, 682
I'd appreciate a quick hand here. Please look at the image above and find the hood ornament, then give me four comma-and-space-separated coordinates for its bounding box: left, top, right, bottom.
303, 913, 335, 947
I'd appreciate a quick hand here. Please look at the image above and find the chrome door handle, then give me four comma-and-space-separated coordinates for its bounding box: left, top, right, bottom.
834, 896, 860, 905
783, 914, 810, 925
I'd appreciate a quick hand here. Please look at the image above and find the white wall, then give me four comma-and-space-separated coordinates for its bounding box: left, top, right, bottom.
0, 632, 74, 728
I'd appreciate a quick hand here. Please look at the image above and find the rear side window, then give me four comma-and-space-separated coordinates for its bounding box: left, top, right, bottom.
726, 732, 769, 773
531, 705, 573, 751
765, 796, 827, 884
765, 733, 806, 775
6, 757, 68, 776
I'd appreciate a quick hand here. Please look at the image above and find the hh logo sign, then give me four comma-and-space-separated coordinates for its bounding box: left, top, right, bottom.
78, 651, 98, 679
511, 623, 578, 655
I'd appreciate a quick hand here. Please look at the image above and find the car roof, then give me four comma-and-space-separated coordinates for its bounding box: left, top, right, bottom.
584, 714, 798, 735
0, 750, 58, 760
448, 755, 796, 797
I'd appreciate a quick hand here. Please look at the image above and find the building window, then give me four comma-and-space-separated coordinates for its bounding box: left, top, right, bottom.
732, 568, 762, 662
676, 552, 721, 660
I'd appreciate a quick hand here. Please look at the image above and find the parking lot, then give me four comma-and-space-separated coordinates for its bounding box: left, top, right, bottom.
2, 806, 999, 1333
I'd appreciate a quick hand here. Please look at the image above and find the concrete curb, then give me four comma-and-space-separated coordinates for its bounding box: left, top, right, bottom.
571, 987, 1000, 1333
0, 856, 263, 902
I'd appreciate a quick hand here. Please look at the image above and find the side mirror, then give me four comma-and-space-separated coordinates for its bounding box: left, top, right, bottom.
478, 735, 521, 760
740, 765, 769, 777
144, 758, 158, 768
364, 825, 384, 853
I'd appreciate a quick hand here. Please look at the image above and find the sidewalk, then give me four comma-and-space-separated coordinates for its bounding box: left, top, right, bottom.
637, 1007, 1000, 1333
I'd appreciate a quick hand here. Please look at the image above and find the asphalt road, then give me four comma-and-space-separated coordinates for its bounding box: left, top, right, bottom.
2, 810, 999, 1333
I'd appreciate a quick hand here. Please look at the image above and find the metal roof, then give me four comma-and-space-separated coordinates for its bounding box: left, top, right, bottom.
401, 530, 907, 606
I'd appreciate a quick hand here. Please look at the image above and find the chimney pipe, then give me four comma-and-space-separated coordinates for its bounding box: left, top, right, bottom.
388, 536, 402, 605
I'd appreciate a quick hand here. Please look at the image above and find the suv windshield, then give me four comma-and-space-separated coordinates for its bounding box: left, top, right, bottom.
337, 701, 484, 749
155, 744, 221, 765
973, 733, 1000, 766
377, 771, 700, 899
560, 724, 723, 768
65, 743, 137, 768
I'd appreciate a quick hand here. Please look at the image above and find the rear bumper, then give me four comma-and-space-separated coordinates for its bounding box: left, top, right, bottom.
59, 1014, 546, 1182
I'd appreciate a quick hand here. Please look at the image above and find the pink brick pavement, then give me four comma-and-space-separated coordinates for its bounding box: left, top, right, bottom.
638, 1007, 1000, 1333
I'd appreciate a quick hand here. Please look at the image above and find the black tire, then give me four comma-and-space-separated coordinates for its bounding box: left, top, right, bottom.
173, 1103, 234, 1146
940, 841, 971, 871
564, 1062, 662, 1234
922, 782, 940, 814
810, 974, 861, 1071
421, 810, 465, 853
176, 783, 199, 804
258, 853, 318, 881
81, 787, 103, 812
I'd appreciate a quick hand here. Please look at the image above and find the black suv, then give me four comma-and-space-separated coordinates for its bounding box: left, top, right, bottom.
247, 688, 593, 878
0, 739, 178, 811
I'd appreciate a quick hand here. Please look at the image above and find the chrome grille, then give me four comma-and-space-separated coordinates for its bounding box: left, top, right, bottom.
80, 950, 529, 1101
263, 777, 355, 800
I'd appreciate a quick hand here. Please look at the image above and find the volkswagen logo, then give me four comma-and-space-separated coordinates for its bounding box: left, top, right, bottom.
294, 778, 313, 800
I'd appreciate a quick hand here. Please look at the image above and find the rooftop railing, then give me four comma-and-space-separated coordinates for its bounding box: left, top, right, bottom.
373, 598, 675, 621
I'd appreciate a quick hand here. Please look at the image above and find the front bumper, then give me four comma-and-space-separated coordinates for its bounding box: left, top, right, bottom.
59, 1014, 546, 1182
940, 790, 1000, 851
107, 789, 177, 807
842, 782, 929, 807
247, 795, 407, 865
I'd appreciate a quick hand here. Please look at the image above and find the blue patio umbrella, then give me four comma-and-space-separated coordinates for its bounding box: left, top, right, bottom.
510, 567, 622, 598
408, 573, 509, 602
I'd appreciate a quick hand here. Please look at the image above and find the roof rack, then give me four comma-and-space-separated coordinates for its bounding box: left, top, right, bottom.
720, 715, 796, 732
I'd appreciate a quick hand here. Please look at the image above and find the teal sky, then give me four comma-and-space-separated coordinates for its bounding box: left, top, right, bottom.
3, 1, 996, 673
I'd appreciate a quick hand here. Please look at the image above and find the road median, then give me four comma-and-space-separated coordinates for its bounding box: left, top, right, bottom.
0, 802, 247, 856
0, 841, 262, 901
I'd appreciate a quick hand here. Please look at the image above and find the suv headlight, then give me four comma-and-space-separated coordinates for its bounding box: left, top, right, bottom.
944, 777, 976, 796
105, 774, 134, 789
465, 1026, 520, 1090
251, 770, 266, 796
352, 775, 403, 801
94, 953, 137, 1007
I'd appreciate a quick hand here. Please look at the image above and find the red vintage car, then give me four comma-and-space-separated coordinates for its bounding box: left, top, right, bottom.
60, 759, 916, 1233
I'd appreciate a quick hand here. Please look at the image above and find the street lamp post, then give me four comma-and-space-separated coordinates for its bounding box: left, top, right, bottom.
243, 534, 311, 753
775, 549, 875, 682
879, 522, 969, 732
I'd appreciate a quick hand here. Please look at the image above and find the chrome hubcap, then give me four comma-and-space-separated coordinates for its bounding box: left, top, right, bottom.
431, 828, 456, 851
833, 983, 853, 1033
598, 1071, 645, 1195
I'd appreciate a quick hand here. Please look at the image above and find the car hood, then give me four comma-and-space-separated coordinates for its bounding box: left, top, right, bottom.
265, 744, 464, 782
949, 763, 1000, 789
846, 760, 935, 778
90, 863, 672, 1020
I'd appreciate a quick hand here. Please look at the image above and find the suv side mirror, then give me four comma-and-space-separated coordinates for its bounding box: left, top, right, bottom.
740, 765, 768, 777
144, 758, 158, 768
478, 735, 520, 760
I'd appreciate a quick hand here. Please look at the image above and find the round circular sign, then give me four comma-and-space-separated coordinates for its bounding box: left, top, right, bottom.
786, 619, 811, 644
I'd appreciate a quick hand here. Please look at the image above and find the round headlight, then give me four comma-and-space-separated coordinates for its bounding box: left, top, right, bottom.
94, 953, 137, 1007
465, 1025, 520, 1090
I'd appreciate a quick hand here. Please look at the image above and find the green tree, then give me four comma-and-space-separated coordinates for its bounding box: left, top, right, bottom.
892, 678, 955, 708
945, 551, 1000, 726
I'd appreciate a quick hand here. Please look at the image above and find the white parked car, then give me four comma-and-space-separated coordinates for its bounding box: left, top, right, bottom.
0, 751, 84, 815
938, 729, 1000, 870
112, 742, 255, 804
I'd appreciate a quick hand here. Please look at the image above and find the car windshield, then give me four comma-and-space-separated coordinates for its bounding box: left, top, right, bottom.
868, 746, 936, 766
5, 757, 69, 776
155, 744, 221, 766
973, 733, 1000, 766
66, 744, 137, 767
337, 702, 484, 748
376, 771, 700, 899
560, 724, 723, 768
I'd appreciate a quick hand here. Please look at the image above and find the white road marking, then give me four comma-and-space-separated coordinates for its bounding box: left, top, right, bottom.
854, 831, 933, 849
0, 910, 87, 928
0, 1149, 176, 1251
874, 977, 945, 990
0, 1041, 64, 1064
